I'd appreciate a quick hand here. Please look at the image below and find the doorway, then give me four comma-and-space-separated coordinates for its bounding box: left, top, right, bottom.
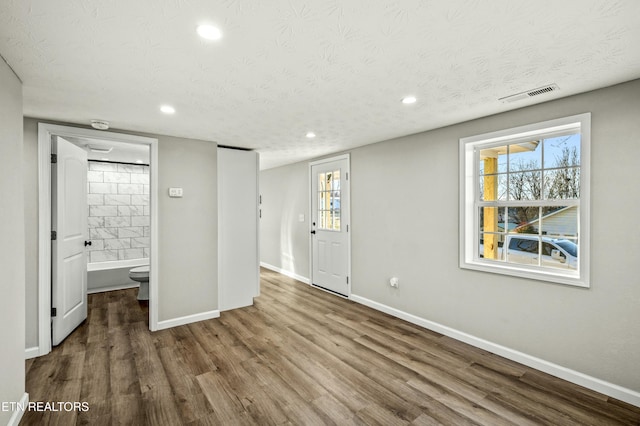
309, 154, 351, 297
36, 123, 159, 355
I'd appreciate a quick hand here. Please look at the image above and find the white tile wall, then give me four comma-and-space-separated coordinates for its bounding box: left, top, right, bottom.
88, 194, 104, 205
90, 182, 118, 194
104, 194, 130, 205
104, 172, 130, 183
87, 161, 150, 263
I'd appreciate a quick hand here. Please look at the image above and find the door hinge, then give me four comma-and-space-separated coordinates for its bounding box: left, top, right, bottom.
51, 230, 57, 240
346, 276, 349, 284
51, 307, 57, 317
51, 154, 57, 163
346, 172, 349, 180
346, 224, 349, 232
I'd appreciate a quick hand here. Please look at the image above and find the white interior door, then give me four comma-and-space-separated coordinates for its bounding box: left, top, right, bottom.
52, 136, 88, 345
311, 156, 350, 296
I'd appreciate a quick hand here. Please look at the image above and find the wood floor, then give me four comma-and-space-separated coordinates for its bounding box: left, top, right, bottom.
23, 268, 640, 425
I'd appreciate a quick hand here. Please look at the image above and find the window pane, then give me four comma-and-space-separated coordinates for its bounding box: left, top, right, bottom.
332, 170, 340, 190
479, 173, 507, 201
508, 171, 542, 200
540, 206, 577, 238
480, 232, 504, 260
541, 238, 578, 270
317, 210, 326, 229
544, 168, 580, 199
333, 209, 341, 230
479, 147, 507, 174
508, 140, 542, 171
479, 206, 501, 232
543, 134, 580, 168
318, 173, 325, 191
506, 206, 539, 234
505, 235, 540, 266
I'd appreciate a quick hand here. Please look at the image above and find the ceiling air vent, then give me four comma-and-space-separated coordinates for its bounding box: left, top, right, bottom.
499, 84, 559, 104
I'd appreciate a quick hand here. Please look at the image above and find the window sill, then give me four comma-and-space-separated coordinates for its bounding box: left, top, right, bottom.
460, 259, 589, 288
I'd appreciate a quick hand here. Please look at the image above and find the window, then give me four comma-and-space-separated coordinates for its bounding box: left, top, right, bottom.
317, 170, 341, 231
460, 113, 590, 287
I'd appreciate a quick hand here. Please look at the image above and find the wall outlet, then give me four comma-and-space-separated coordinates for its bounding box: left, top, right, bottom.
390, 277, 399, 288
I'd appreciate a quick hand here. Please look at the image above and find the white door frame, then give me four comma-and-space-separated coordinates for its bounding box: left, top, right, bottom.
308, 153, 352, 297
37, 123, 159, 356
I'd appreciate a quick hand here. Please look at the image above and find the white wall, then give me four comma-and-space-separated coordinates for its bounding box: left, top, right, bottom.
23, 120, 39, 349
158, 135, 218, 321
23, 119, 218, 346
218, 148, 259, 310
0, 56, 26, 425
259, 161, 309, 278
260, 79, 640, 396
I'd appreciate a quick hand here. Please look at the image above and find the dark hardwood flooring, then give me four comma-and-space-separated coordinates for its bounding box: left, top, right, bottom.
22, 268, 640, 425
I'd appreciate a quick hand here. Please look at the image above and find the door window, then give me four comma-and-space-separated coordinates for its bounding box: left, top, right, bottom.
317, 170, 341, 231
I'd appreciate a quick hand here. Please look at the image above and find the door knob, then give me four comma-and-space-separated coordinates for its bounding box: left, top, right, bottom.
310, 230, 316, 234
84, 241, 92, 247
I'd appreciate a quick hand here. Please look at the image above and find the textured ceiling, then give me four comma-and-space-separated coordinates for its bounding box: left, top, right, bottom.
1, 0, 639, 169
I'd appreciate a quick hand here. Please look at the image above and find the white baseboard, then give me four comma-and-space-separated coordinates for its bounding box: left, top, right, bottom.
156, 310, 220, 331
260, 262, 310, 284
25, 347, 40, 360
7, 392, 28, 426
350, 293, 640, 408
87, 283, 139, 294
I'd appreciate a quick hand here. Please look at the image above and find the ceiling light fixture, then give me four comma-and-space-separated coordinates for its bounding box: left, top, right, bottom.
306, 132, 316, 138
197, 24, 222, 41
160, 105, 176, 114
401, 96, 417, 104
91, 119, 110, 130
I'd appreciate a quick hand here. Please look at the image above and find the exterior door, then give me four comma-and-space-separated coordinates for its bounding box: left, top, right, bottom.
52, 136, 88, 345
310, 155, 350, 296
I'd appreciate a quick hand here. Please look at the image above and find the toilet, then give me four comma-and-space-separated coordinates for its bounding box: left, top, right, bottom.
129, 266, 149, 301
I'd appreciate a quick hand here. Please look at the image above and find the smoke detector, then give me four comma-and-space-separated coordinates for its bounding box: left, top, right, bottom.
499, 84, 559, 104
91, 120, 110, 130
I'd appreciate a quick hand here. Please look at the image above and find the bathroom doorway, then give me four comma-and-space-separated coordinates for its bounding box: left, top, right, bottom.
36, 123, 159, 355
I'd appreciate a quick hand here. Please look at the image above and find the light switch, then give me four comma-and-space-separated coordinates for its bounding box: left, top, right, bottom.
298, 214, 305, 222
168, 187, 183, 197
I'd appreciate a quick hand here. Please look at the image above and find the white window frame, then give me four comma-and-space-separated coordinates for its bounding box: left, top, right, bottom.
459, 113, 590, 287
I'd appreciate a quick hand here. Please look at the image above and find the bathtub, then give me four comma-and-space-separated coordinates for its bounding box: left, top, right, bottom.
87, 258, 149, 294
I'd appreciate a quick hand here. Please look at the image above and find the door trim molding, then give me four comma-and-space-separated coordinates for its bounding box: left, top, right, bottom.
37, 123, 159, 356
308, 154, 351, 297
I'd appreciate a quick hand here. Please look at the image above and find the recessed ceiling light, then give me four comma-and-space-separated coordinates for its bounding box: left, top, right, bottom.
197, 24, 222, 41
402, 96, 417, 104
306, 132, 316, 138
160, 105, 176, 114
